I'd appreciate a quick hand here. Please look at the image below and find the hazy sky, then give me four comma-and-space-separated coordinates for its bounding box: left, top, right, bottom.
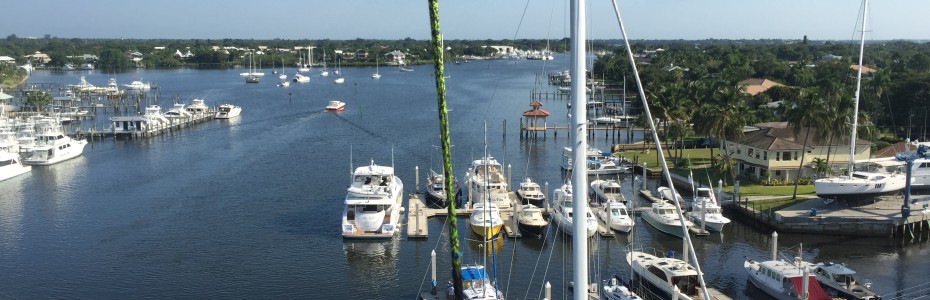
1, 0, 927, 41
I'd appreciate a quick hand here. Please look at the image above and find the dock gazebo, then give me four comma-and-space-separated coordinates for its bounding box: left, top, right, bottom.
521, 99, 550, 138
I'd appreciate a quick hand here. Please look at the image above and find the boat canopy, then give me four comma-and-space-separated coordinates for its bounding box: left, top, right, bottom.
461, 267, 488, 281
787, 276, 831, 300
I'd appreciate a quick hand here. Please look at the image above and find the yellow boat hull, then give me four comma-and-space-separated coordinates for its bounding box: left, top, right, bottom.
470, 224, 503, 238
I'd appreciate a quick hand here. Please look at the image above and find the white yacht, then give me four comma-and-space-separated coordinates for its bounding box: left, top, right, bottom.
468, 201, 504, 239
745, 257, 832, 300
641, 202, 693, 238
67, 76, 96, 92
899, 141, 930, 190
15, 122, 35, 155
602, 275, 642, 300
590, 179, 626, 203
562, 146, 629, 175
0, 151, 30, 182
122, 80, 152, 90
464, 156, 511, 209
110, 106, 170, 135
813, 0, 905, 201
341, 160, 404, 239
628, 250, 729, 300
515, 177, 546, 206
687, 188, 730, 232
23, 120, 87, 165
214, 104, 241, 119
325, 100, 346, 111
596, 201, 634, 233
810, 262, 881, 300
185, 99, 210, 116
550, 182, 597, 237
164, 103, 192, 124
516, 204, 548, 238
460, 264, 505, 300
292, 73, 310, 83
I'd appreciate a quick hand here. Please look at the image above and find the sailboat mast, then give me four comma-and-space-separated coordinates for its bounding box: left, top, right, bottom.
569, 0, 590, 298
848, 0, 869, 177
426, 0, 463, 298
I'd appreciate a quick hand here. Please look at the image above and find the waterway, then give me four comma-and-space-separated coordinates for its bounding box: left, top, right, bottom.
1, 57, 928, 299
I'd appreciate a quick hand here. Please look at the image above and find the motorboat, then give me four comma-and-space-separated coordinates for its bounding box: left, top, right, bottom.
214, 104, 241, 119
245, 75, 260, 83
657, 186, 683, 204
326, 100, 346, 111
164, 103, 192, 123
898, 141, 930, 190
341, 160, 404, 238
67, 76, 96, 92
143, 105, 170, 125
459, 264, 505, 300
464, 156, 511, 209
0, 151, 30, 182
562, 146, 629, 175
640, 202, 693, 238
15, 123, 35, 154
811, 262, 881, 300
424, 169, 461, 208
334, 76, 345, 84
687, 187, 730, 231
292, 73, 310, 83
183, 99, 209, 116
399, 65, 414, 72
468, 201, 503, 239
515, 177, 546, 206
629, 250, 729, 300
122, 80, 152, 90
561, 146, 606, 171
550, 182, 597, 237
590, 179, 626, 203
745, 257, 832, 300
515, 204, 548, 238
592, 115, 633, 126
278, 81, 290, 87
596, 201, 634, 233
813, 0, 905, 202
23, 119, 87, 165
602, 275, 643, 300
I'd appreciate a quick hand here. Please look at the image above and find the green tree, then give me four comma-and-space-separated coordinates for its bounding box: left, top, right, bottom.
24, 91, 52, 111
785, 89, 826, 199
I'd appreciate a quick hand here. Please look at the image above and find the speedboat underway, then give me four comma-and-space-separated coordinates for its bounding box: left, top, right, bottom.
629, 250, 730, 300
23, 119, 87, 166
326, 100, 346, 111
515, 177, 546, 206
214, 104, 241, 119
745, 257, 832, 300
464, 156, 511, 209
341, 160, 404, 239
424, 169, 461, 208
550, 182, 597, 237
641, 202, 693, 238
811, 262, 881, 300
597, 201, 634, 233
516, 204, 548, 238
469, 201, 503, 239
0, 151, 30, 182
591, 179, 626, 203
687, 188, 730, 231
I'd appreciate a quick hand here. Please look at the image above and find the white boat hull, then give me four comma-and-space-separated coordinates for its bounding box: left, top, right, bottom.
0, 158, 31, 182
814, 172, 906, 200
641, 211, 689, 238
24, 140, 87, 166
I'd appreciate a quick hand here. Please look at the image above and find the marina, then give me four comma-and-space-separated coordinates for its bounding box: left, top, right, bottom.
1, 57, 930, 299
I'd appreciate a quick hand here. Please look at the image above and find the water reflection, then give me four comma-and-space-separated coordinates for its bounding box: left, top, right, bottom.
465, 233, 505, 257
343, 239, 400, 288
0, 177, 27, 251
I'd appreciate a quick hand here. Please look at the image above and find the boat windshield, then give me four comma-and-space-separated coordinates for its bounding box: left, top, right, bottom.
671, 275, 700, 295
603, 187, 622, 194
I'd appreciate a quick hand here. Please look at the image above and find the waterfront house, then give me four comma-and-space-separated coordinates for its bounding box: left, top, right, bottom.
850, 64, 876, 74
737, 78, 784, 96
725, 122, 871, 180
385, 50, 406, 66
0, 56, 15, 65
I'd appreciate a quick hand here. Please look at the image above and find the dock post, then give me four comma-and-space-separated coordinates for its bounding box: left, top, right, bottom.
507, 164, 512, 191
430, 250, 437, 294
503, 119, 506, 140
642, 163, 647, 191
513, 199, 519, 234
545, 282, 551, 300
544, 182, 550, 212
415, 166, 420, 194
771, 231, 778, 261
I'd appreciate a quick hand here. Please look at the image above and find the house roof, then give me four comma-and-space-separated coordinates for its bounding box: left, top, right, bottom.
523, 109, 550, 117
732, 122, 869, 151
850, 64, 876, 74
737, 78, 784, 96
874, 141, 908, 158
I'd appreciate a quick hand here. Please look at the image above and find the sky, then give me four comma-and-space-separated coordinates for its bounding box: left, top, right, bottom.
1, 0, 928, 41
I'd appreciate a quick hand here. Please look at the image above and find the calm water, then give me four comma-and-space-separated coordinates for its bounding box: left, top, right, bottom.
2, 57, 929, 299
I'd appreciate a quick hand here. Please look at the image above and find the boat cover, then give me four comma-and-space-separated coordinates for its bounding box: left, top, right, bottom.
461, 267, 488, 281
788, 276, 831, 300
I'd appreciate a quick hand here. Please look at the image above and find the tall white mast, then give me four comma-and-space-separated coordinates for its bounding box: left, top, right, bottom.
847, 0, 869, 177
570, 0, 589, 299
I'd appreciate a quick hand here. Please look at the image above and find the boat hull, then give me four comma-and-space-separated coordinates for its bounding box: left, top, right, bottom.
745, 261, 798, 300
24, 140, 87, 166
641, 212, 688, 238
0, 162, 31, 182
517, 222, 547, 238
470, 224, 503, 238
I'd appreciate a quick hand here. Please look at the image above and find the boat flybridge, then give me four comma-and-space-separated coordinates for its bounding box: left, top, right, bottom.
550, 182, 597, 238
464, 156, 511, 209
341, 159, 404, 239
627, 250, 730, 300
687, 187, 730, 232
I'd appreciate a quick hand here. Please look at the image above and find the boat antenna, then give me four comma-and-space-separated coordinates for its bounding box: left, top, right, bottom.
426, 0, 464, 297
391, 144, 395, 169
609, 0, 712, 299
349, 144, 354, 182
848, 0, 869, 178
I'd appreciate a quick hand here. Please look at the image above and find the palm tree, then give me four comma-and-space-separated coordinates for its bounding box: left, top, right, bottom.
785, 89, 827, 199
697, 84, 753, 183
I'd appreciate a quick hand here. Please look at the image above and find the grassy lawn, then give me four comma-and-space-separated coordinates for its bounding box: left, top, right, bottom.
616, 148, 816, 197
744, 197, 808, 217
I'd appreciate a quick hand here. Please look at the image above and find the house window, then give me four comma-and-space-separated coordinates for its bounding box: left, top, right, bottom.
775, 170, 782, 176
776, 152, 781, 161
748, 148, 754, 157
783, 151, 791, 161
764, 151, 768, 160
794, 152, 799, 160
